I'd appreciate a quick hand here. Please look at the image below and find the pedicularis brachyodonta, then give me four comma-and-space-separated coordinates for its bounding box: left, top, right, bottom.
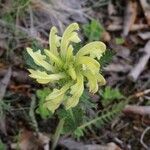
27, 23, 106, 113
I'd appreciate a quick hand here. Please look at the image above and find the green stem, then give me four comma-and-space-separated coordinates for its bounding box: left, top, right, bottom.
69, 108, 75, 124
52, 118, 65, 150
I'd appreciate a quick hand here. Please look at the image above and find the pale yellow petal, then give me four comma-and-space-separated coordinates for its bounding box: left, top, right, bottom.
76, 41, 106, 60
97, 73, 106, 86
45, 83, 72, 113
27, 47, 54, 72
28, 69, 66, 84
76, 56, 100, 74
65, 45, 74, 63
46, 83, 72, 100
44, 49, 63, 67
65, 74, 84, 109
44, 94, 64, 113
60, 23, 80, 58
68, 65, 76, 80
83, 70, 98, 93
49, 26, 61, 56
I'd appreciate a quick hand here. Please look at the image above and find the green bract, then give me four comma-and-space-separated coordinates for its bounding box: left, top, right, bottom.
27, 23, 106, 113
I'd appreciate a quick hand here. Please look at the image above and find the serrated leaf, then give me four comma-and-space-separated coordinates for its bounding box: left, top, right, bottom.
83, 20, 105, 41
101, 86, 124, 106
80, 90, 97, 110
74, 128, 84, 140
99, 49, 114, 68
75, 101, 126, 138
57, 107, 84, 134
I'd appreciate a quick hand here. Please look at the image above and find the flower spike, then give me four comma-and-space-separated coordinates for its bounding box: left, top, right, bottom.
27, 23, 106, 113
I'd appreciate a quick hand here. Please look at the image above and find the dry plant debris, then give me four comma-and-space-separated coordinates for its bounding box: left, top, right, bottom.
139, 0, 150, 26
128, 40, 150, 81
0, 67, 12, 136
123, 0, 138, 37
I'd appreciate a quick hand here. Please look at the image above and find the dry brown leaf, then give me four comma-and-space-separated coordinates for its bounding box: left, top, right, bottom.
11, 129, 50, 150
101, 31, 111, 42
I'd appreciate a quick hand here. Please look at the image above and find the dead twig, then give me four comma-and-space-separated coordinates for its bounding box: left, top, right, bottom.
59, 138, 122, 150
123, 89, 150, 116
107, 24, 149, 32
123, 105, 150, 116
0, 67, 12, 135
29, 5, 38, 37
138, 32, 150, 40
0, 19, 48, 44
140, 126, 150, 149
133, 89, 150, 98
122, 0, 137, 37
0, 67, 12, 100
0, 69, 31, 84
128, 40, 150, 81
140, 0, 150, 26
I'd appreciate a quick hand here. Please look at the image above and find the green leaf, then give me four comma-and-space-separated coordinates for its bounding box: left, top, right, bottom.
57, 107, 84, 134
36, 88, 52, 119
115, 37, 125, 45
80, 90, 97, 110
0, 140, 6, 150
99, 49, 114, 68
0, 100, 11, 117
100, 86, 124, 106
73, 127, 84, 140
82, 20, 105, 41
74, 101, 126, 138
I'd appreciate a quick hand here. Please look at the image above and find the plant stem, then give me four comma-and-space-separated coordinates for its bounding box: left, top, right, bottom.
69, 108, 75, 124
29, 95, 39, 133
52, 118, 65, 150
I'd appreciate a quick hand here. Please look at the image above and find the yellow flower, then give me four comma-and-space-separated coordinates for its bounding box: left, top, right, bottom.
27, 23, 106, 113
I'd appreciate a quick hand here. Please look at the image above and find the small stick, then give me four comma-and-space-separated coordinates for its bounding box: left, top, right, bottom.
133, 89, 150, 98
107, 24, 149, 32
140, 0, 150, 26
140, 126, 150, 149
122, 0, 137, 37
128, 40, 150, 81
0, 67, 12, 135
123, 89, 150, 116
123, 105, 150, 116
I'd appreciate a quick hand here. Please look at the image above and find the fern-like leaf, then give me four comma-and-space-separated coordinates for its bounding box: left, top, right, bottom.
100, 86, 125, 106
99, 49, 114, 68
74, 101, 126, 138
57, 106, 84, 134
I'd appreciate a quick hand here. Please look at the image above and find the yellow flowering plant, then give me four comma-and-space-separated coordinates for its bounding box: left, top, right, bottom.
26, 23, 106, 149
27, 23, 106, 114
